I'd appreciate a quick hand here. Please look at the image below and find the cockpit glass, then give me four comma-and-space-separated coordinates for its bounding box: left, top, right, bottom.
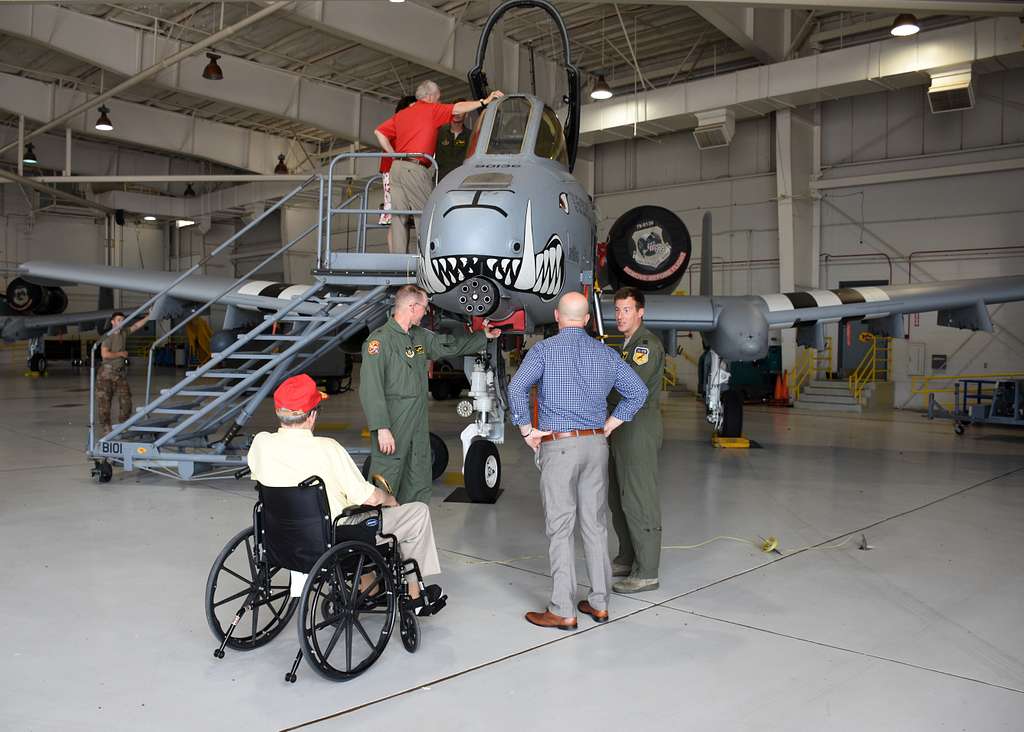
486, 97, 532, 155
466, 114, 485, 158
534, 106, 568, 165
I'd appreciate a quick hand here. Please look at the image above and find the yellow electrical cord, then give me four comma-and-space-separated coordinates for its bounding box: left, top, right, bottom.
664, 533, 858, 556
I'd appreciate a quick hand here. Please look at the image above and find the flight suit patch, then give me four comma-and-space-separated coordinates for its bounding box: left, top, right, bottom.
415, 345, 426, 354
405, 347, 416, 358
633, 347, 649, 366
367, 340, 381, 355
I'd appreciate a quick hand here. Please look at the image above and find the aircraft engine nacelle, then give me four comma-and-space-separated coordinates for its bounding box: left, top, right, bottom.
604, 206, 691, 294
5, 278, 68, 315
706, 302, 769, 362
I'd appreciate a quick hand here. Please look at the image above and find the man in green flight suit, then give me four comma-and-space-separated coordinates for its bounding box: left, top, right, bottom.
607, 287, 665, 593
359, 285, 500, 504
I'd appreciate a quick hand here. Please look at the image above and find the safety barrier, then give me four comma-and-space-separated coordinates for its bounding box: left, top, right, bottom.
848, 332, 892, 405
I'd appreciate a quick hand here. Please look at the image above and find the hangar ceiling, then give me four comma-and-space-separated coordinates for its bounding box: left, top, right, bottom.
0, 1, 1020, 176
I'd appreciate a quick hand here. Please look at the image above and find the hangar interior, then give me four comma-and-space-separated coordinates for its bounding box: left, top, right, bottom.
1, 1, 1023, 729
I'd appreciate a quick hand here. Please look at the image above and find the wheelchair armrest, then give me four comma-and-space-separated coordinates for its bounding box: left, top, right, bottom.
338, 504, 381, 520
234, 466, 251, 480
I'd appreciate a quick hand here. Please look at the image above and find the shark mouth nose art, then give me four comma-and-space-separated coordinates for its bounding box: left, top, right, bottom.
422, 199, 566, 300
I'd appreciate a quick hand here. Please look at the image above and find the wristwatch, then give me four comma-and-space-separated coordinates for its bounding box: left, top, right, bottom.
480, 98, 488, 109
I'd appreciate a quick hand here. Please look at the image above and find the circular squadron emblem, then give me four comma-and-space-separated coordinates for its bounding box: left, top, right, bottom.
605, 205, 692, 293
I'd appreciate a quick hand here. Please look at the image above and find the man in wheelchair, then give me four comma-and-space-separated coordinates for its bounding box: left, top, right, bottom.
248, 373, 445, 616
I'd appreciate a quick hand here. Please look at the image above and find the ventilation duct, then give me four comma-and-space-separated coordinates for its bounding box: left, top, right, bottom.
693, 109, 735, 150
928, 66, 974, 114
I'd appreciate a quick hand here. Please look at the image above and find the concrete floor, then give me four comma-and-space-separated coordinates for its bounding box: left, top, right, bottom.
2, 366, 1023, 731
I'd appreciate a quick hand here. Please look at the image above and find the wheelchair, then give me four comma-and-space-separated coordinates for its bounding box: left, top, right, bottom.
204, 473, 435, 682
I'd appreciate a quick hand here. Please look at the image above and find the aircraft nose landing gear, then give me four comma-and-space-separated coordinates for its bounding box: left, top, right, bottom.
457, 346, 506, 503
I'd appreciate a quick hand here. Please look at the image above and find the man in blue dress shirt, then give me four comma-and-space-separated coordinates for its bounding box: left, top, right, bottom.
507, 292, 648, 630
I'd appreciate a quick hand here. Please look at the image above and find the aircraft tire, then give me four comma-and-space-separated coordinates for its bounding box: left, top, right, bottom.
29, 353, 47, 374
429, 432, 449, 482
720, 390, 743, 438
464, 440, 500, 503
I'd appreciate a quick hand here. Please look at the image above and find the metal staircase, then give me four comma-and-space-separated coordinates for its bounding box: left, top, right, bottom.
88, 153, 424, 481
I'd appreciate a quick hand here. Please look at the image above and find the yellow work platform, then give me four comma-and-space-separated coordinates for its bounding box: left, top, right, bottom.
712, 436, 751, 449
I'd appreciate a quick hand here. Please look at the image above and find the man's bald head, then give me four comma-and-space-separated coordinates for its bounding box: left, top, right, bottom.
555, 291, 590, 328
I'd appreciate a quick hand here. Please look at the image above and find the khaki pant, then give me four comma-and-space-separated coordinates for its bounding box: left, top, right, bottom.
388, 160, 434, 254
379, 502, 441, 576
96, 363, 131, 436
538, 434, 612, 617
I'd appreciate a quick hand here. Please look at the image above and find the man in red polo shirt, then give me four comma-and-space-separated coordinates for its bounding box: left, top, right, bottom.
375, 80, 504, 253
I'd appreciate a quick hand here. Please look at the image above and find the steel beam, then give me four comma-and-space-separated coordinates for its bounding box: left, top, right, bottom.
0, 72, 295, 174
0, 4, 392, 146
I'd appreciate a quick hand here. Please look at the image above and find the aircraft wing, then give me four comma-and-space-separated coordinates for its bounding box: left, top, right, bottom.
601, 274, 1024, 360
17, 260, 327, 317
0, 309, 114, 343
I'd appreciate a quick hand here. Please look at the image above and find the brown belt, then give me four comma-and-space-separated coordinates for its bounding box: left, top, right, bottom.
540, 428, 604, 444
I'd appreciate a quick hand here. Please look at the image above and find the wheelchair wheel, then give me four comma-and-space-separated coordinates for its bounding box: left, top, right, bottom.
298, 541, 397, 681
399, 605, 419, 653
205, 527, 298, 651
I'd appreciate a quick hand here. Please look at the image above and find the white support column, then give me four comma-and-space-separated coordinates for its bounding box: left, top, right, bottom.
17, 114, 24, 177
775, 108, 817, 372
64, 128, 71, 176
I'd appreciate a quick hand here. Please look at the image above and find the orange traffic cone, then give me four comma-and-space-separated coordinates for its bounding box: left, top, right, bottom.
780, 370, 790, 402
773, 372, 784, 401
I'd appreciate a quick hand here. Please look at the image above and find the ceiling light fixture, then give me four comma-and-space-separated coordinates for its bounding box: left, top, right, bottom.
184, 183, 197, 198
22, 143, 38, 165
590, 75, 613, 100
202, 53, 224, 81
95, 105, 114, 131
274, 154, 289, 175
176, 219, 196, 229
890, 13, 920, 37
388, 0, 406, 4
143, 215, 157, 221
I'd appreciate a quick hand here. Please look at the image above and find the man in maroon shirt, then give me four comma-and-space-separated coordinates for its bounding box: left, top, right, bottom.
375, 80, 504, 253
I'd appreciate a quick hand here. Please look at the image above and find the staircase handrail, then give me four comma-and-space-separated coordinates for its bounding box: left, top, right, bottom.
790, 346, 816, 400
89, 173, 320, 449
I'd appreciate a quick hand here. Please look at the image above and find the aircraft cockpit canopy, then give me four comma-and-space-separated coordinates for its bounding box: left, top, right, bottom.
466, 95, 569, 167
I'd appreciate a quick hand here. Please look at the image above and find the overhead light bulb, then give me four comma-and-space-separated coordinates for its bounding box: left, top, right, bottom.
143, 215, 157, 221
176, 219, 196, 229
890, 14, 920, 37
202, 53, 224, 81
274, 154, 289, 175
184, 183, 197, 198
389, 0, 405, 3
590, 75, 613, 100
22, 143, 38, 165
95, 105, 114, 131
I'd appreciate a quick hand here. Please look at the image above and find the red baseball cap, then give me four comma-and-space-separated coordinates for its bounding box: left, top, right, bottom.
273, 374, 325, 412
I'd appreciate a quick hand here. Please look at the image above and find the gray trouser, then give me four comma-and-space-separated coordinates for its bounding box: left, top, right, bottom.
389, 160, 434, 254
538, 434, 612, 618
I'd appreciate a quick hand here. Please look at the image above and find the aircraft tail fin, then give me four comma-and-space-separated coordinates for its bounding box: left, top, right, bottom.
700, 211, 713, 297
98, 287, 113, 311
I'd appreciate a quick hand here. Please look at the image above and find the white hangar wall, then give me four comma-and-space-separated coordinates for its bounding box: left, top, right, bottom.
590, 67, 1024, 409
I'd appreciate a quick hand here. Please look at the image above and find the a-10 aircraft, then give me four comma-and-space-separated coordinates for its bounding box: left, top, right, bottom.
12, 0, 1024, 496
415, 0, 1024, 455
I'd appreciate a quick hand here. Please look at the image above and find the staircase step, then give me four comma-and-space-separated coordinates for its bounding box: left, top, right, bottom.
186, 370, 254, 378
152, 408, 199, 415
248, 335, 304, 341
273, 315, 334, 322
805, 381, 851, 391
125, 426, 174, 432
800, 390, 858, 402
168, 388, 260, 397
792, 401, 863, 413
213, 353, 279, 360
